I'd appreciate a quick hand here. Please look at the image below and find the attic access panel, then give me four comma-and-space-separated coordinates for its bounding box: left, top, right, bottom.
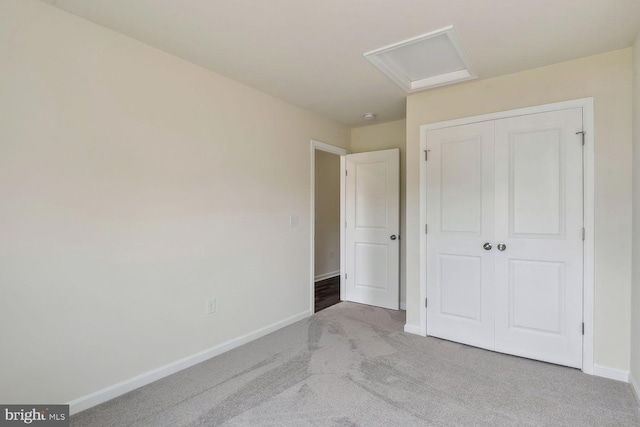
364, 26, 477, 93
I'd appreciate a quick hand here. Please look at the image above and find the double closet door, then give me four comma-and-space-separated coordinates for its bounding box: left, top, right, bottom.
426, 108, 584, 369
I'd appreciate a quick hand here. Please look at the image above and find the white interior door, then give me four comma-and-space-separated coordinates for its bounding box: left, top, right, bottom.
426, 121, 495, 349
426, 108, 584, 368
493, 109, 584, 368
345, 149, 399, 310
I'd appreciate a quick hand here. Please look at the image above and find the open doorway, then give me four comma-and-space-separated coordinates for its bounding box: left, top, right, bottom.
314, 149, 341, 312
311, 140, 348, 313
310, 140, 401, 313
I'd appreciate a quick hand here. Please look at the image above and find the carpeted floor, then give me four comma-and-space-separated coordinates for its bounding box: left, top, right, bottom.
71, 302, 640, 426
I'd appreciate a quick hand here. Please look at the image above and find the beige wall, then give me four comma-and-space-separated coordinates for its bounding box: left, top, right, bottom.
351, 120, 407, 306
631, 31, 640, 398
406, 49, 633, 371
314, 150, 341, 277
0, 0, 348, 404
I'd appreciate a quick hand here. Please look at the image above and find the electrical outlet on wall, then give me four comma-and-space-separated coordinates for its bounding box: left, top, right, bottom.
206, 298, 216, 314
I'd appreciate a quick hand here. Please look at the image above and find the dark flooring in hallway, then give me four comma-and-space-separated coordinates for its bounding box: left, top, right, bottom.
314, 275, 340, 313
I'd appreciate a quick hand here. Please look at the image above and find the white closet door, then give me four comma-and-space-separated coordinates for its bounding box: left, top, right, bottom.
493, 108, 584, 368
425, 107, 584, 369
426, 121, 495, 350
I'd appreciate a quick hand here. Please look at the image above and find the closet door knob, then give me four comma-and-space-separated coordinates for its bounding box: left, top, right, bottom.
497, 243, 507, 251
483, 242, 492, 251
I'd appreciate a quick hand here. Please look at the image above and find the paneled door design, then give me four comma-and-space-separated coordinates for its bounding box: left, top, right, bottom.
345, 149, 400, 310
426, 108, 584, 368
493, 109, 583, 367
425, 121, 496, 349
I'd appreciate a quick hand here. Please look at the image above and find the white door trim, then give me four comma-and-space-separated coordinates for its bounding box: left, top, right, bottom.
310, 140, 349, 312
418, 98, 595, 375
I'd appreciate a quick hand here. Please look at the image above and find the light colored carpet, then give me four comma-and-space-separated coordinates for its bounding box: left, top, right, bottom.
71, 302, 640, 426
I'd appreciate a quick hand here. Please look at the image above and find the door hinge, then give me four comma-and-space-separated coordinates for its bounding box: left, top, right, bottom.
582, 228, 585, 241
345, 169, 348, 176
425, 224, 428, 234
576, 131, 585, 146
582, 322, 585, 335
345, 273, 347, 280
424, 150, 430, 161
425, 298, 428, 308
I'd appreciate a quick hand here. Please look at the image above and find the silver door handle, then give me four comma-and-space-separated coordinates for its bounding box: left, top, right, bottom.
497, 243, 507, 251
390, 235, 397, 240
483, 242, 492, 251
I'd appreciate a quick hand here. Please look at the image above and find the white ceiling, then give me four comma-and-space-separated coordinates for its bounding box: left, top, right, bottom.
41, 0, 640, 127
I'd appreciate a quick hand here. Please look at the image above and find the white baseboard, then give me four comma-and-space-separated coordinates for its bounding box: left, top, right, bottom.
593, 363, 630, 382
629, 372, 640, 407
400, 302, 406, 310
404, 323, 422, 335
314, 270, 340, 282
68, 309, 312, 415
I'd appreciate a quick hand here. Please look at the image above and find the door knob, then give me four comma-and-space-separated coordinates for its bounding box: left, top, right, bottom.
390, 235, 397, 240
483, 242, 492, 251
497, 243, 507, 251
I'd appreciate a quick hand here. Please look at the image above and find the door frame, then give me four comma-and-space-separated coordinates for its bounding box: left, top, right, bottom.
418, 98, 595, 374
310, 140, 349, 312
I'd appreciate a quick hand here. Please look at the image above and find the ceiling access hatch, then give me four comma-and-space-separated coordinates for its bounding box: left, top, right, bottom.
364, 26, 477, 93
